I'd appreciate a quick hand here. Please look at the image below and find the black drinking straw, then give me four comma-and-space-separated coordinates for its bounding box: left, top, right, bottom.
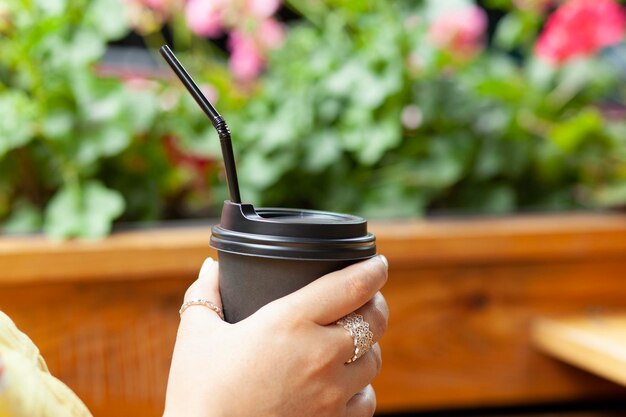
159, 45, 242, 204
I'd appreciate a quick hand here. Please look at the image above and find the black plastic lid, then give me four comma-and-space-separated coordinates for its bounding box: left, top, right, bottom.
210, 201, 376, 260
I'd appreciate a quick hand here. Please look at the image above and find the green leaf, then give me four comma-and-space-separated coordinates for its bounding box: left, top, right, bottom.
548, 59, 596, 107
405, 134, 472, 188
473, 107, 511, 136
42, 109, 74, 139
239, 153, 291, 189
361, 184, 427, 219
591, 183, 626, 208
525, 57, 556, 91
304, 130, 342, 172
353, 67, 402, 109
67, 29, 106, 66
44, 185, 83, 239
259, 104, 301, 152
124, 90, 159, 133
475, 77, 525, 103
82, 182, 125, 237
477, 185, 516, 213
76, 125, 131, 165
494, 14, 524, 50
424, 0, 473, 20
325, 0, 370, 14
473, 138, 502, 179
549, 108, 603, 152
85, 0, 129, 40
452, 183, 516, 214
44, 181, 125, 239
357, 119, 401, 165
2, 201, 42, 234
284, 0, 328, 26
325, 60, 365, 98
534, 141, 566, 183
0, 91, 37, 157
34, 0, 67, 16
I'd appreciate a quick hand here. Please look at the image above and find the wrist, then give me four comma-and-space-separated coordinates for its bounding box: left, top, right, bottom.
163, 400, 224, 417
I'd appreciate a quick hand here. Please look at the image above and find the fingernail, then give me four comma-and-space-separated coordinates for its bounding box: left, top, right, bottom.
377, 254, 388, 269
199, 257, 215, 277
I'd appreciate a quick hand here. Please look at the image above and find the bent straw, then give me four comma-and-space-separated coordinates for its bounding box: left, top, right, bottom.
159, 45, 242, 204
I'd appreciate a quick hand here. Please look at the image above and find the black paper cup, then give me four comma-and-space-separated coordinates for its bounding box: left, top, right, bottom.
210, 201, 377, 323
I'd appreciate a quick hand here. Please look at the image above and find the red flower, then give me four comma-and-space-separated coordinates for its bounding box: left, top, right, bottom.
536, 0, 626, 65
163, 135, 214, 175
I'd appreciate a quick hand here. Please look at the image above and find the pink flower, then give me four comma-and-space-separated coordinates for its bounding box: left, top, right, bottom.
229, 31, 265, 81
227, 19, 284, 81
244, 0, 281, 19
185, 0, 227, 37
258, 18, 285, 49
536, 0, 626, 64
182, 0, 284, 81
143, 0, 170, 12
427, 6, 488, 60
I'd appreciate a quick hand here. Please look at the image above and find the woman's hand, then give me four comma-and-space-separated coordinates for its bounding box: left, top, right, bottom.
164, 255, 389, 417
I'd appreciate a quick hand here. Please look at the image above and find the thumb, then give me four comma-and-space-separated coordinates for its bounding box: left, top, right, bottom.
181, 257, 223, 323
281, 255, 388, 325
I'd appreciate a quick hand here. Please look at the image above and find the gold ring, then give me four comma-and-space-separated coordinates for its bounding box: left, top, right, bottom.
336, 312, 374, 364
179, 299, 224, 320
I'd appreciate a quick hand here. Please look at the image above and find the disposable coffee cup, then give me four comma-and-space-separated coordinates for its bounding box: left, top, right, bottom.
158, 49, 375, 323
210, 201, 377, 323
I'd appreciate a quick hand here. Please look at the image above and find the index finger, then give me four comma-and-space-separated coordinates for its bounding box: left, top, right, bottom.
282, 255, 388, 325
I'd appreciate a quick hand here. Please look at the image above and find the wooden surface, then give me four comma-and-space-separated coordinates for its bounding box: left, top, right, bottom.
4, 212, 626, 284
2, 213, 626, 415
533, 315, 626, 388
376, 259, 626, 412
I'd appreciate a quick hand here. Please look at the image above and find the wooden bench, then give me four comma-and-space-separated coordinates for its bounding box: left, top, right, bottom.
2, 213, 626, 416
533, 314, 626, 388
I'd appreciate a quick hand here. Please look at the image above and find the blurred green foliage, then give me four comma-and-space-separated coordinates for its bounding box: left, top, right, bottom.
0, 0, 137, 237
0, 0, 235, 238
1, 0, 626, 238
233, 0, 626, 217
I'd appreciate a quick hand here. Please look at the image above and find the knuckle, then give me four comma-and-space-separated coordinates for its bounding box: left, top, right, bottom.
366, 389, 377, 416
348, 386, 376, 417
369, 303, 388, 338
372, 344, 382, 376
363, 348, 381, 381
